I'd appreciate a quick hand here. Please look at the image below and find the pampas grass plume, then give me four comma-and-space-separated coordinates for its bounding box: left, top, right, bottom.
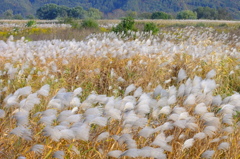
201, 150, 215, 158
138, 126, 155, 138
31, 144, 44, 154
203, 126, 217, 137
37, 84, 50, 97
218, 142, 230, 150
178, 68, 187, 82
96, 132, 110, 141
195, 103, 208, 115
120, 149, 139, 158
193, 132, 206, 140
159, 106, 172, 115
183, 94, 196, 105
0, 109, 6, 118
124, 84, 136, 96
182, 138, 194, 150
53, 151, 65, 159
206, 69, 216, 79
107, 150, 122, 158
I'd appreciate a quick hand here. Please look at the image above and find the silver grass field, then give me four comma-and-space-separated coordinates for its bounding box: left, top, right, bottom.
0, 22, 240, 159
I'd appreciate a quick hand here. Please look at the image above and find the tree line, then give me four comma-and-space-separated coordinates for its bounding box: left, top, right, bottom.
35, 4, 232, 20
1, 4, 232, 20
36, 4, 103, 20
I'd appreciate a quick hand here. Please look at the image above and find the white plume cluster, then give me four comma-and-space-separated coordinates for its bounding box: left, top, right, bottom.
0, 26, 239, 158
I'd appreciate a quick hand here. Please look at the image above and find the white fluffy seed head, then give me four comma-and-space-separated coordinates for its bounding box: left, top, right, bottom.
193, 132, 206, 140
159, 106, 172, 115
182, 138, 195, 150
124, 84, 136, 96
37, 84, 50, 97
194, 103, 208, 115
96, 132, 110, 141
0, 109, 6, 118
203, 126, 217, 137
206, 69, 216, 79
53, 151, 65, 159
31, 144, 44, 154
201, 150, 215, 159
183, 94, 196, 106
178, 68, 187, 82
107, 150, 123, 158
218, 142, 230, 150
138, 127, 155, 138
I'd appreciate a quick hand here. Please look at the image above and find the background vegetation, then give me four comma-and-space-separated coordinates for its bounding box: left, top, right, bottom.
0, 0, 239, 19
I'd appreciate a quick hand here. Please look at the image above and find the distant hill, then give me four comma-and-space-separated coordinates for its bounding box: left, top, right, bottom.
0, 0, 240, 19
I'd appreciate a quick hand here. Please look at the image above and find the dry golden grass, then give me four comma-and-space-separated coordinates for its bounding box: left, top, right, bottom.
0, 53, 240, 159
0, 20, 240, 158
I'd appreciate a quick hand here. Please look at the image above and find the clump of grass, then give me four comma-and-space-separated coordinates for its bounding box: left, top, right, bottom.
25, 20, 36, 27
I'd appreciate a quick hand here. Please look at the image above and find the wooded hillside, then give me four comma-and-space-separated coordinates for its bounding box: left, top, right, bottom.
0, 0, 239, 19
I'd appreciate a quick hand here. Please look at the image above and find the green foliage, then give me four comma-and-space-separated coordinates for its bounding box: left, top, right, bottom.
26, 20, 36, 27
68, 6, 86, 19
143, 22, 159, 35
194, 7, 218, 19
138, 12, 152, 19
13, 14, 24, 20
81, 18, 99, 29
61, 17, 81, 29
177, 10, 197, 19
217, 8, 232, 20
3, 9, 13, 19
86, 8, 103, 19
0, 0, 239, 19
26, 14, 35, 19
193, 7, 232, 20
36, 3, 60, 20
151, 11, 172, 19
112, 17, 137, 34
36, 4, 103, 20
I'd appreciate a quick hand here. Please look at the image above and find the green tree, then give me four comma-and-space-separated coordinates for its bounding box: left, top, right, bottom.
194, 7, 218, 19
69, 6, 86, 19
177, 10, 197, 19
36, 3, 60, 19
151, 11, 172, 19
112, 16, 137, 34
86, 8, 103, 19
3, 9, 13, 19
81, 18, 99, 29
217, 8, 232, 20
26, 14, 35, 19
13, 14, 24, 20
143, 22, 159, 35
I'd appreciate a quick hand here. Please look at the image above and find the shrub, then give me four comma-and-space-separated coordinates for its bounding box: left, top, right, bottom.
143, 22, 159, 35
112, 17, 137, 34
26, 20, 37, 27
81, 18, 99, 29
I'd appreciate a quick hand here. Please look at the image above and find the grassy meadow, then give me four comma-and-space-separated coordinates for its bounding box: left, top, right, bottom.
0, 19, 240, 159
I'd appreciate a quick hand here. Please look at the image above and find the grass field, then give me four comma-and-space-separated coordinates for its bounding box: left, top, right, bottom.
0, 19, 240, 159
